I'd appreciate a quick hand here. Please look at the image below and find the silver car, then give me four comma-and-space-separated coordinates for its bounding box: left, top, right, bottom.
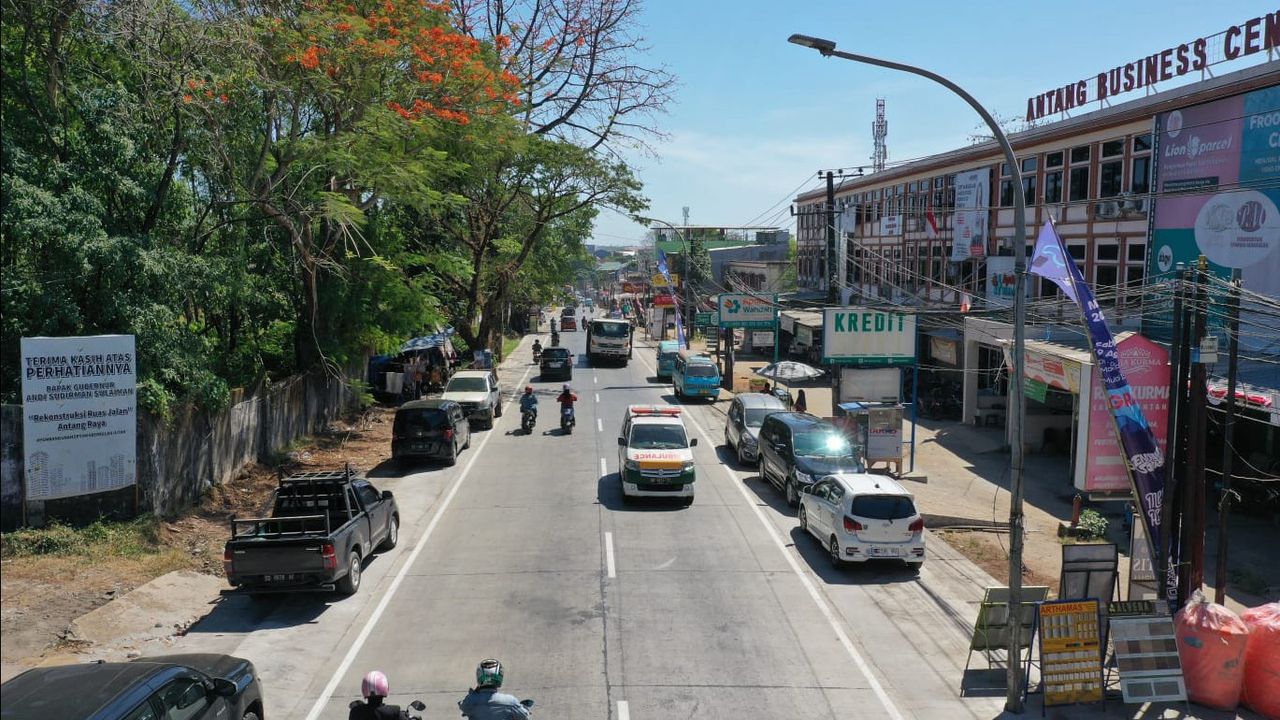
723, 392, 786, 465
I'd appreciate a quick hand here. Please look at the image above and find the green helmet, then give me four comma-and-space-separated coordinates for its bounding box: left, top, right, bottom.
476, 658, 504, 688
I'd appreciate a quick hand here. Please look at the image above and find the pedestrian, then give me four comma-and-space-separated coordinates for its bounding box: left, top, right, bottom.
794, 389, 808, 414
762, 381, 772, 394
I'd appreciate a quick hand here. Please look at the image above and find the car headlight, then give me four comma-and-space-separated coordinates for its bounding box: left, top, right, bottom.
741, 434, 758, 448
794, 471, 813, 484
624, 459, 641, 471
682, 460, 696, 471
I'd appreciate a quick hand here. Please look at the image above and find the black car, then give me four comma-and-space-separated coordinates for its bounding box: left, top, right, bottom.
0, 653, 263, 720
540, 347, 574, 381
392, 398, 472, 466
758, 412, 864, 507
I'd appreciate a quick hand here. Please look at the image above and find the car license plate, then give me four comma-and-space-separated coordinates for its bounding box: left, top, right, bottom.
868, 547, 900, 557
548, 362, 562, 367
266, 574, 297, 582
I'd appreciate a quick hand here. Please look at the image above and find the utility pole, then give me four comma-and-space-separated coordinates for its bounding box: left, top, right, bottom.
1187, 256, 1209, 596
826, 170, 838, 305
1160, 266, 1187, 607
1213, 269, 1242, 605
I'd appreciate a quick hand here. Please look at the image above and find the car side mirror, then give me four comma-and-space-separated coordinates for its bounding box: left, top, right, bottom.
381, 490, 394, 500
521, 699, 535, 708
689, 438, 698, 447
211, 678, 237, 697
617, 437, 626, 446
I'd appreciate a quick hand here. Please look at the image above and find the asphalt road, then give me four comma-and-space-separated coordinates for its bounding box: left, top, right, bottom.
178, 313, 1008, 720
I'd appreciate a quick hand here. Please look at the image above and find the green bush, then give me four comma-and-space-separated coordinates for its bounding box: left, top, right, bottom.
1076, 509, 1109, 540
0, 517, 162, 560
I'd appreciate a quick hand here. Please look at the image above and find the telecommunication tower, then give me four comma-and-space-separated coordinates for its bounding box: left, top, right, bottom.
871, 98, 888, 173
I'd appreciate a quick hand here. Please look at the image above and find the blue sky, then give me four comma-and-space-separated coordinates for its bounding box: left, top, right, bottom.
590, 0, 1275, 245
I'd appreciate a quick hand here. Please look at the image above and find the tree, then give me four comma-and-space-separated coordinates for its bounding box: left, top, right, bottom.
450, 0, 676, 155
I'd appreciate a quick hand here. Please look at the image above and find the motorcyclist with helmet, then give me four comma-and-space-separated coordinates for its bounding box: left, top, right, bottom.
519, 385, 538, 431
532, 338, 543, 363
557, 383, 577, 427
348, 671, 403, 720
459, 659, 531, 719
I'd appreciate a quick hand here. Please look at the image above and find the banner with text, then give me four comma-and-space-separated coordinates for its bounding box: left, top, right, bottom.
20, 335, 137, 500
823, 308, 917, 366
1085, 335, 1170, 493
718, 293, 776, 329
951, 167, 989, 261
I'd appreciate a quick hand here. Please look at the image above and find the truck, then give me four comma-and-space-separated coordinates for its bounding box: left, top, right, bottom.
586, 317, 633, 366
223, 468, 399, 596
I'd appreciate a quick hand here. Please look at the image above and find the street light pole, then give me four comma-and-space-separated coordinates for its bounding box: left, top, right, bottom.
788, 33, 1030, 713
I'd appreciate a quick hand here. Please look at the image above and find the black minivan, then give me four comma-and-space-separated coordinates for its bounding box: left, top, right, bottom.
757, 412, 863, 507
392, 399, 472, 466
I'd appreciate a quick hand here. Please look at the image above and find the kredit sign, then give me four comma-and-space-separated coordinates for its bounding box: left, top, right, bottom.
1026, 12, 1280, 122
823, 308, 917, 367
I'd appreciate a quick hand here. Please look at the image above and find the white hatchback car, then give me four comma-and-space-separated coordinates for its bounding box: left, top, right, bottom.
798, 473, 925, 569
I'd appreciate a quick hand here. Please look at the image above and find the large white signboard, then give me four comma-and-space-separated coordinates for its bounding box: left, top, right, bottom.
20, 335, 137, 500
823, 308, 917, 366
718, 293, 776, 329
952, 168, 989, 261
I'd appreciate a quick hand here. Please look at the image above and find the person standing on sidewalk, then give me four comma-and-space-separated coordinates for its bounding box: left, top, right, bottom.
794, 389, 808, 414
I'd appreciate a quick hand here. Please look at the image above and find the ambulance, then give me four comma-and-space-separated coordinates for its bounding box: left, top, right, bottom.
616, 405, 698, 504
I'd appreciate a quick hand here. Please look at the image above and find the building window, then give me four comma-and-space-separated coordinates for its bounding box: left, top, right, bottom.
1133, 134, 1152, 152
1102, 139, 1125, 158
1095, 265, 1118, 289
1000, 178, 1015, 207
1127, 242, 1145, 262
1045, 171, 1063, 203
934, 176, 944, 189
1125, 264, 1144, 290
1021, 157, 1038, 173
1046, 151, 1064, 168
1100, 160, 1124, 198
1067, 243, 1086, 260
1096, 242, 1120, 261
1069, 166, 1090, 202
1023, 175, 1037, 206
1131, 156, 1151, 195
1071, 145, 1091, 164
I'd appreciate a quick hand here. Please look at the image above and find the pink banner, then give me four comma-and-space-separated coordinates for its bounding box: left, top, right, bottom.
1084, 334, 1171, 492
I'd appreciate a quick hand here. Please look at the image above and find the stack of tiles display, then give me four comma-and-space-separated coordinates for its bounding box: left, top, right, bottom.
1038, 600, 1105, 707
1110, 614, 1187, 704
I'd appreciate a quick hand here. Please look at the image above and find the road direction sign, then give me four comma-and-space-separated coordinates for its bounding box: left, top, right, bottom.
718, 293, 775, 329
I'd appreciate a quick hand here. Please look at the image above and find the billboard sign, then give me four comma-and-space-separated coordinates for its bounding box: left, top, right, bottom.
952, 168, 989, 261
652, 294, 676, 308
1085, 334, 1170, 493
823, 309, 917, 366
718, 293, 775, 329
879, 214, 902, 236
651, 273, 680, 288
1147, 86, 1280, 353
20, 335, 137, 500
985, 255, 1025, 307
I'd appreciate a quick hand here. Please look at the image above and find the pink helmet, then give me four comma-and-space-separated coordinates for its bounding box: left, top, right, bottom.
361, 670, 389, 699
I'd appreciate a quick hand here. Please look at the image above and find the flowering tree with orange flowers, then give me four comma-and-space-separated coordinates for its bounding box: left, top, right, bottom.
194, 0, 521, 367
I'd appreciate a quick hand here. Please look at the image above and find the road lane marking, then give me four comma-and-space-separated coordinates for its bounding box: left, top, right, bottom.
680, 410, 907, 720
604, 531, 616, 578
595, 393, 600, 403
594, 374, 599, 384
597, 418, 603, 433
617, 700, 630, 720
600, 457, 607, 477
302, 367, 532, 720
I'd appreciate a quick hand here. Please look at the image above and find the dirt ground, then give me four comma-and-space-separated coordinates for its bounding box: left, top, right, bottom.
0, 405, 397, 675
936, 529, 1061, 595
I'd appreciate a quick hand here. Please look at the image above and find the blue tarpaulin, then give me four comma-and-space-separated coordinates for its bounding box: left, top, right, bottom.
399, 327, 455, 354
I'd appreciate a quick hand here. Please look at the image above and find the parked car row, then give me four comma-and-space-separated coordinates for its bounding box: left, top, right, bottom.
724, 393, 927, 570
391, 369, 503, 467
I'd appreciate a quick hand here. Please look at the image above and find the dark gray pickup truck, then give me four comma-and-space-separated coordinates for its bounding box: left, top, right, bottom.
223, 468, 399, 596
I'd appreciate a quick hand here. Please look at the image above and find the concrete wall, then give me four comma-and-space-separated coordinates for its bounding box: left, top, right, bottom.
0, 361, 365, 530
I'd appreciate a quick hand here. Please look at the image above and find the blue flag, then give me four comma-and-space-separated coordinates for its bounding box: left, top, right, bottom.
655, 248, 686, 347
1030, 219, 1171, 603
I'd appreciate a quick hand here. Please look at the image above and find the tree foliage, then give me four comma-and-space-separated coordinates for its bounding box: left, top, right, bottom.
2, 0, 666, 415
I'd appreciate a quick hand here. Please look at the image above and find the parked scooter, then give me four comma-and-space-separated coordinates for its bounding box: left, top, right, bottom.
560, 405, 575, 434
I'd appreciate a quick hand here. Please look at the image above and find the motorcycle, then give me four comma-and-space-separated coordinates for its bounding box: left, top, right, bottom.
521, 408, 537, 433
459, 698, 534, 717
349, 699, 426, 720
550, 331, 560, 347
560, 405, 575, 434
532, 346, 542, 363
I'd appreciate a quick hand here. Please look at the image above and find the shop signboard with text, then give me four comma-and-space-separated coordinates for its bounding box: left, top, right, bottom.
1146, 86, 1280, 353
652, 294, 676, 308
985, 256, 1029, 307
1084, 335, 1170, 493
823, 309, 917, 366
718, 293, 775, 329
20, 335, 137, 500
651, 273, 680, 289
879, 214, 902, 237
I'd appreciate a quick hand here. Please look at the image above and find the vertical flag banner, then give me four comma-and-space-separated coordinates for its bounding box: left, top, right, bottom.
1030, 219, 1167, 597
656, 247, 686, 347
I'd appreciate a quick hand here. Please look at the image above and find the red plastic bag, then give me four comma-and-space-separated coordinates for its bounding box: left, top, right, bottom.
1175, 592, 1250, 711
1241, 603, 1280, 720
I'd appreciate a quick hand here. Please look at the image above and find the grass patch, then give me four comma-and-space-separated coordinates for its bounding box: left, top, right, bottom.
1, 517, 165, 561
501, 335, 520, 361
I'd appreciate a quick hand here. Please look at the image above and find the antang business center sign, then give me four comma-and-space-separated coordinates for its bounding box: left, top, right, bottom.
1025, 12, 1280, 122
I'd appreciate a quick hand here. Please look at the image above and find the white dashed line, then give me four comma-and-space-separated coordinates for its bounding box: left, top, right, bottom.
594, 375, 599, 384
604, 531, 616, 578
595, 393, 600, 403
617, 700, 630, 720
597, 418, 603, 433
600, 457, 607, 477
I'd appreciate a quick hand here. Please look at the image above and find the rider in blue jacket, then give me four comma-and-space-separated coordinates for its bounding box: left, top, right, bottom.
459, 659, 530, 719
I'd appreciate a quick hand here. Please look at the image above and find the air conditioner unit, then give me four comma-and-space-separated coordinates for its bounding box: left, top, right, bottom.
1095, 200, 1120, 219
1121, 197, 1147, 215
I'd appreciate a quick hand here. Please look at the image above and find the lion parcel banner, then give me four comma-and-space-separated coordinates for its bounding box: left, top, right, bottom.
20, 335, 137, 500
1030, 222, 1166, 591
